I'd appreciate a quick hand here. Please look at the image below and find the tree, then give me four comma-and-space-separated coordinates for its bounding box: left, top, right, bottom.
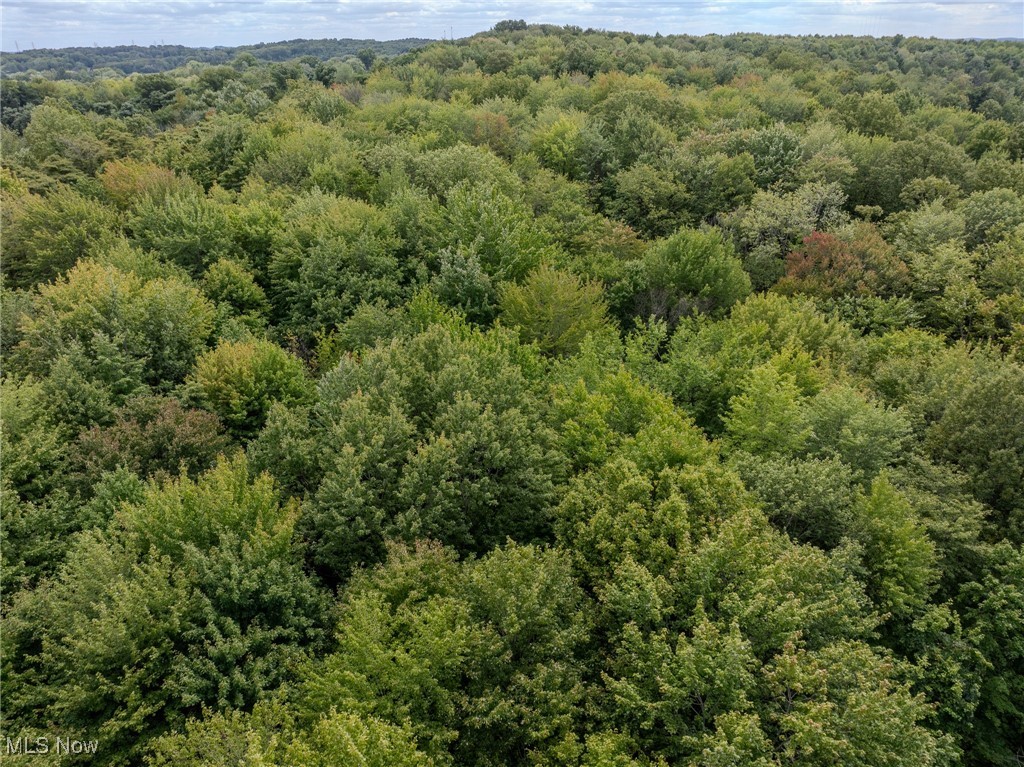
731, 454, 858, 549
456, 543, 590, 766
761, 640, 939, 767
291, 540, 589, 766
431, 248, 499, 325
550, 352, 684, 473
802, 384, 912, 479
188, 338, 312, 441
99, 158, 193, 210
499, 263, 611, 356
926, 361, 1024, 542
22, 99, 116, 179
849, 475, 937, 620
887, 198, 966, 258
530, 111, 590, 179
840, 91, 905, 138
591, 501, 935, 766
0, 376, 70, 501
609, 105, 673, 169
2, 456, 330, 766
602, 608, 760, 758
1, 185, 119, 288
130, 189, 238, 275
776, 224, 910, 299
12, 259, 215, 391
201, 258, 270, 331
906, 242, 980, 336
134, 73, 178, 111
724, 363, 810, 457
609, 162, 693, 238
440, 181, 559, 283
493, 19, 527, 32
623, 228, 751, 324
959, 187, 1024, 249
301, 323, 563, 582
668, 147, 757, 224
723, 182, 848, 290
146, 707, 287, 767
960, 546, 1024, 767
285, 713, 436, 767
70, 395, 231, 486
357, 47, 378, 70
267, 190, 410, 341
660, 293, 852, 433
555, 414, 741, 583
746, 123, 802, 188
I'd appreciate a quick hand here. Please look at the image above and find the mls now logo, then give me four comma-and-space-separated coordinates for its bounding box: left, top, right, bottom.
5, 736, 99, 755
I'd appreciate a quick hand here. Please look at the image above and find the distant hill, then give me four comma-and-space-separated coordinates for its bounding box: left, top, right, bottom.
0, 38, 435, 77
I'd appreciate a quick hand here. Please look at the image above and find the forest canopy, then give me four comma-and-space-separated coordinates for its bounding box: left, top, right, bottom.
1, 22, 1023, 767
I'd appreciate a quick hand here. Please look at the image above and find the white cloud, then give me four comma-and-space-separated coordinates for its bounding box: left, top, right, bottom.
2, 0, 1021, 50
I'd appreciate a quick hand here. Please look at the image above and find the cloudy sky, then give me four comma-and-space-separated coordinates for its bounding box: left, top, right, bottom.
2, 0, 1022, 51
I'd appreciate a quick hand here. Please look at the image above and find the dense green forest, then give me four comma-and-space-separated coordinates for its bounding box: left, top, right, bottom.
1, 22, 1023, 767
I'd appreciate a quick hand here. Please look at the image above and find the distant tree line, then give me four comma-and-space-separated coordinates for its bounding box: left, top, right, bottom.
0, 37, 433, 78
